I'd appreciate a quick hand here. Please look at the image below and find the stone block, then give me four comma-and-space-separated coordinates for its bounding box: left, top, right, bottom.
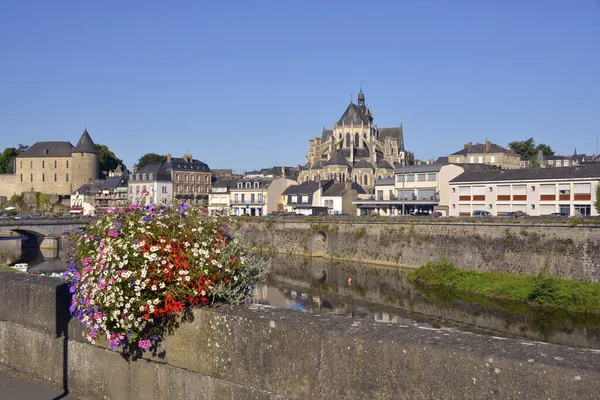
165, 306, 322, 399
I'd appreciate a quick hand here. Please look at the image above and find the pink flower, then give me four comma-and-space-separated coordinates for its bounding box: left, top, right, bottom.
108, 230, 119, 237
138, 339, 152, 350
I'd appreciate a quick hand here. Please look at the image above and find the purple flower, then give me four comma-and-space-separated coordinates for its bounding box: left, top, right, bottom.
138, 339, 152, 350
178, 202, 189, 215
114, 222, 122, 229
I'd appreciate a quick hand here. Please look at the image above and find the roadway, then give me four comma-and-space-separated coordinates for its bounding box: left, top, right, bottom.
0, 365, 80, 400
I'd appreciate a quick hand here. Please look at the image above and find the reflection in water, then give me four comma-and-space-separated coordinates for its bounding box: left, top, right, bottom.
251, 253, 600, 350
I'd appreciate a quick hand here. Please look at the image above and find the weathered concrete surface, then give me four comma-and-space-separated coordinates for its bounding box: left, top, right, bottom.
234, 219, 600, 282
2, 271, 600, 399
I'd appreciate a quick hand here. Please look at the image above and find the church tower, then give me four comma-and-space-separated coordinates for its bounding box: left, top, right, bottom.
70, 129, 99, 192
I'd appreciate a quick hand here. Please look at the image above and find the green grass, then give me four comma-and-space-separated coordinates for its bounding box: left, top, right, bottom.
408, 260, 600, 314
0, 266, 18, 273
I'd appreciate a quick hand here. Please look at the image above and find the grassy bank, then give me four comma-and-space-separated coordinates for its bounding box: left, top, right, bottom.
408, 260, 600, 315
0, 266, 18, 273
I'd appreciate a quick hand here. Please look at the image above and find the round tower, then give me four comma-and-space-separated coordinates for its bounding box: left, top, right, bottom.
71, 129, 99, 192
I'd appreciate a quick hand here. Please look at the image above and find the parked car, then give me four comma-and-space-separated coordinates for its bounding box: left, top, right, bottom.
512, 211, 528, 217
411, 211, 430, 217
549, 212, 569, 217
472, 210, 492, 217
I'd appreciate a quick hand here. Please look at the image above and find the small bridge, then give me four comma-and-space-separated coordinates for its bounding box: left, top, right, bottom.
0, 218, 89, 261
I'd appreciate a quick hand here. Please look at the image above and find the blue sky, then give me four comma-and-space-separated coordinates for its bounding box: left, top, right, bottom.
1, 1, 599, 172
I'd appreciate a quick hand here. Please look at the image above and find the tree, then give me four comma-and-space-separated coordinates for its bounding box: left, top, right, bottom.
137, 153, 167, 170
508, 138, 555, 160
96, 144, 126, 176
17, 144, 29, 153
0, 147, 19, 173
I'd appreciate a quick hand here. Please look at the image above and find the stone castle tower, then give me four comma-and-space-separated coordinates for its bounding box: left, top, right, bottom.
70, 129, 100, 191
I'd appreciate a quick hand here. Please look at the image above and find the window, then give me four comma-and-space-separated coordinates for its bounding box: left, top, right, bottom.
417, 174, 426, 182
531, 186, 535, 191
291, 195, 298, 203
254, 182, 259, 189
237, 182, 243, 189
574, 205, 591, 216
30, 173, 33, 182
406, 174, 415, 182
489, 204, 492, 209
396, 175, 404, 183
241, 194, 245, 203
42, 161, 45, 168
469, 156, 474, 163
54, 173, 57, 182
129, 187, 133, 194
452, 204, 456, 209
54, 160, 57, 168
149, 174, 153, 180
454, 158, 460, 163
66, 160, 69, 168
250, 194, 255, 203
257, 194, 263, 204
245, 182, 251, 189
427, 173, 436, 181
42, 173, 45, 182
531, 204, 536, 210
452, 188, 456, 193
559, 184, 570, 195
20, 174, 22, 182
490, 156, 495, 163
234, 194, 239, 204
489, 187, 493, 192
66, 173, 69, 182
302, 195, 309, 203
478, 156, 483, 163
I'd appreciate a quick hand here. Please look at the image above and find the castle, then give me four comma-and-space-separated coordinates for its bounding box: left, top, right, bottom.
0, 129, 99, 199
298, 89, 414, 190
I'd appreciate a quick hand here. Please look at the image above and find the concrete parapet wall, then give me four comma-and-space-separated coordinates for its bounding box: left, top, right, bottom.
2, 272, 600, 399
234, 220, 600, 282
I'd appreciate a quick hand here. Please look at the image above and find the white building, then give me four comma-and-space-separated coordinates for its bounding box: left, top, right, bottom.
208, 179, 236, 215
449, 165, 600, 216
128, 164, 173, 206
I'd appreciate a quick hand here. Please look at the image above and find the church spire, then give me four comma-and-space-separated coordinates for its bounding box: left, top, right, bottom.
357, 88, 365, 107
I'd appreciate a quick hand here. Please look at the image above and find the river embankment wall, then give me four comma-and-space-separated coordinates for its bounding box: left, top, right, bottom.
233, 219, 600, 282
1, 271, 600, 399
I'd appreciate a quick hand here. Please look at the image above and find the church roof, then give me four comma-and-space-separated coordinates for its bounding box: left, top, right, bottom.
73, 129, 99, 154
353, 159, 374, 169
337, 103, 370, 126
326, 151, 350, 167
376, 159, 394, 169
19, 141, 74, 158
321, 129, 333, 142
322, 182, 366, 197
378, 127, 404, 149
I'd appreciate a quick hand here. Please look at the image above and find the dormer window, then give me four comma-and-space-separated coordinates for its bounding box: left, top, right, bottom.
237, 182, 243, 189
149, 174, 154, 180
254, 182, 259, 188
245, 182, 251, 189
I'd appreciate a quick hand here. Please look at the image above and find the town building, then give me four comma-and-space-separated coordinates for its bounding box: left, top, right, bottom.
208, 179, 237, 215
282, 179, 335, 216
229, 177, 296, 216
0, 129, 99, 199
69, 172, 128, 216
298, 89, 414, 190
449, 141, 520, 169
353, 163, 496, 216
321, 181, 365, 215
128, 164, 173, 205
448, 165, 600, 216
163, 154, 211, 205
521, 150, 598, 168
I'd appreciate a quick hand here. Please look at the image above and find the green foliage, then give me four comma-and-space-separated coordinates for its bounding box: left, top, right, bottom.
96, 144, 126, 175
508, 138, 555, 160
137, 153, 167, 170
409, 260, 600, 314
0, 147, 19, 174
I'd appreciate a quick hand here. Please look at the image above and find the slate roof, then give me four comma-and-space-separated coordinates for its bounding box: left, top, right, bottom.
450, 165, 600, 183
339, 147, 370, 159
19, 141, 74, 158
375, 177, 395, 186
396, 164, 444, 174
73, 180, 103, 195
100, 175, 127, 191
164, 158, 211, 172
354, 160, 374, 169
321, 129, 333, 142
322, 182, 366, 196
326, 151, 350, 167
282, 179, 334, 195
211, 179, 238, 189
450, 142, 517, 156
337, 103, 370, 126
376, 159, 394, 169
73, 129, 99, 154
134, 164, 172, 181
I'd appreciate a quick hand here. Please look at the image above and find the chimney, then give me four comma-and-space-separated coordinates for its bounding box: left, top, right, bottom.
183, 154, 192, 163
345, 177, 351, 190
132, 164, 138, 173
485, 140, 491, 153
281, 166, 285, 176
316, 173, 320, 183
167, 153, 172, 162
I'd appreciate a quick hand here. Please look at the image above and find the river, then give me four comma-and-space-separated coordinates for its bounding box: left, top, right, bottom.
8, 252, 600, 350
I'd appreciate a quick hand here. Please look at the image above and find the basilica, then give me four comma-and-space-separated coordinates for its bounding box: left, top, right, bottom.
298, 89, 414, 190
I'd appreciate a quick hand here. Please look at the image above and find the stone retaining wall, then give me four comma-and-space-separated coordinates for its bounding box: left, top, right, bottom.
234, 219, 600, 282
2, 272, 600, 399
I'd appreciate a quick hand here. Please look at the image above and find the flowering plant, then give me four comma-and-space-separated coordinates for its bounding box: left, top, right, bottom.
64, 202, 268, 355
